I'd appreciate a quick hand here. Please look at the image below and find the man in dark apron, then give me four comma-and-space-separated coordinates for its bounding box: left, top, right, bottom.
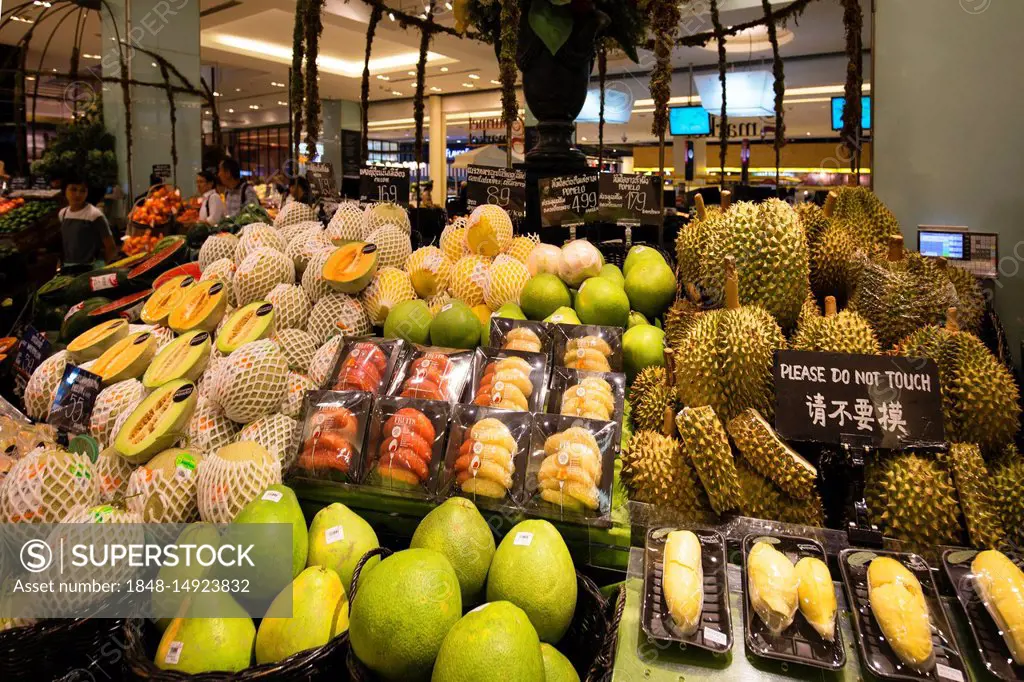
59, 175, 117, 273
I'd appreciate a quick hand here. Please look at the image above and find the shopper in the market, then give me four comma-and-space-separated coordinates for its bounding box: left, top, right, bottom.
195, 170, 226, 225
285, 176, 312, 206
58, 174, 118, 271
218, 157, 259, 218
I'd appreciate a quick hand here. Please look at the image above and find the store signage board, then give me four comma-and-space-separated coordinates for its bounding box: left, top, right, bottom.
466, 165, 527, 220
32, 176, 49, 190
598, 173, 662, 226
9, 177, 29, 191
13, 326, 50, 395
151, 164, 172, 181
341, 130, 362, 179
47, 364, 102, 435
359, 166, 410, 206
306, 162, 339, 202
538, 172, 600, 228
774, 350, 944, 449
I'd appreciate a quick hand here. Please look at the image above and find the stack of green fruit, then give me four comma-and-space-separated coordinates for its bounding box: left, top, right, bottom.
0, 201, 56, 234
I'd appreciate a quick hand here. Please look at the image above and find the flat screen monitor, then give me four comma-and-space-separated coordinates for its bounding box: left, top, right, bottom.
919, 231, 967, 260
669, 106, 711, 136
831, 96, 871, 131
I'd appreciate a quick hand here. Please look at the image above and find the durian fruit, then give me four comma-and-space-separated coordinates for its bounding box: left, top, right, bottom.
849, 235, 958, 347
630, 367, 676, 434
810, 219, 864, 303
676, 406, 741, 514
663, 530, 703, 636
449, 255, 491, 307
726, 408, 817, 499
747, 541, 799, 635
991, 448, 1024, 546
867, 557, 934, 673
675, 258, 785, 422
874, 453, 964, 549
676, 198, 809, 329
735, 460, 825, 527
621, 430, 714, 522
791, 296, 881, 354
971, 550, 1024, 665
794, 557, 837, 641
796, 293, 820, 329
943, 443, 1005, 548
795, 201, 830, 247
663, 294, 702, 350
896, 308, 1020, 452
360, 267, 417, 326
674, 193, 725, 287
944, 263, 985, 334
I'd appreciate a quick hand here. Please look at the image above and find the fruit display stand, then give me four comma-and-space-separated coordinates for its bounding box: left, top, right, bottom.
128, 184, 183, 238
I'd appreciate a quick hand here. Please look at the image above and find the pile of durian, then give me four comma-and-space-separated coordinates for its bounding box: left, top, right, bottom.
622, 188, 1022, 552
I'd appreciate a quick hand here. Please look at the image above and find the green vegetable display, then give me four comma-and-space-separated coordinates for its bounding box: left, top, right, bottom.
0, 201, 57, 234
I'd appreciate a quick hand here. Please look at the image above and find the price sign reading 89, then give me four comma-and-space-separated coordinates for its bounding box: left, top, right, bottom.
486, 185, 511, 207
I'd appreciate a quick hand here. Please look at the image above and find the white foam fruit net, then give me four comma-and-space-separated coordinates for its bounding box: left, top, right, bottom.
94, 447, 136, 503
309, 336, 344, 386
196, 449, 281, 523
89, 379, 146, 448
233, 247, 296, 306
214, 340, 289, 423
266, 283, 312, 330
326, 202, 365, 243
274, 201, 318, 229
273, 328, 318, 373
2, 448, 99, 524
307, 292, 371, 344
235, 413, 300, 473
365, 224, 412, 269
285, 226, 328, 274
199, 232, 239, 269
300, 247, 337, 304
234, 224, 286, 263
126, 459, 201, 523
280, 372, 317, 418
186, 396, 240, 454
24, 351, 69, 420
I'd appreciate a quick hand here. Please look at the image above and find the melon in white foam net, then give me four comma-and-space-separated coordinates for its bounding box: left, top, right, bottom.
265, 283, 311, 330
2, 447, 99, 523
200, 257, 238, 307
308, 336, 344, 386
365, 224, 412, 270
273, 201, 318, 229
272, 328, 318, 373
301, 247, 338, 304
196, 441, 281, 523
125, 447, 203, 523
199, 232, 239, 269
280, 372, 316, 418
233, 247, 295, 306
286, 225, 332, 274
364, 202, 411, 236
212, 339, 289, 423
93, 446, 135, 503
186, 396, 240, 455
24, 351, 69, 420
235, 413, 300, 473
234, 224, 286, 263
327, 202, 365, 244
89, 379, 146, 448
307, 292, 371, 344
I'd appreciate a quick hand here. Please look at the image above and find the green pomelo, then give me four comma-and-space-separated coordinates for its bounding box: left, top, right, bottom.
410, 497, 495, 606
541, 643, 581, 682
234, 484, 308, 580
543, 306, 581, 325
624, 259, 676, 319
494, 302, 526, 320
627, 311, 649, 328
431, 601, 545, 682
520, 274, 571, 321
486, 519, 577, 643
255, 565, 349, 664
623, 245, 664, 276
154, 593, 255, 673
349, 548, 462, 681
622, 324, 666, 381
384, 299, 432, 345
307, 503, 380, 594
430, 300, 480, 349
575, 277, 630, 327
152, 523, 221, 626
598, 263, 625, 286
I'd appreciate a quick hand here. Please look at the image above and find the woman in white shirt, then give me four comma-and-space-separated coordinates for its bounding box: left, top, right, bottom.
196, 170, 226, 225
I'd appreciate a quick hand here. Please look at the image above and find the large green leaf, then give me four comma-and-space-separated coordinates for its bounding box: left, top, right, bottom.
528, 0, 573, 56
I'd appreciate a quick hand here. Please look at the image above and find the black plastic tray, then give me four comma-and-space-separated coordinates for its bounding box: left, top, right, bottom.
942, 549, 1024, 682
740, 533, 846, 670
839, 548, 966, 681
641, 527, 732, 654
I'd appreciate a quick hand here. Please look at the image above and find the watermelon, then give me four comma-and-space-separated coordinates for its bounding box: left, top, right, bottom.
126, 237, 188, 286
84, 290, 152, 324
152, 262, 202, 290
60, 297, 112, 341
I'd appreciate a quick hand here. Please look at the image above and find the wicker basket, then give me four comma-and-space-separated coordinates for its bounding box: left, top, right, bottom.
597, 239, 675, 271
345, 548, 615, 682
0, 618, 127, 680
123, 615, 350, 680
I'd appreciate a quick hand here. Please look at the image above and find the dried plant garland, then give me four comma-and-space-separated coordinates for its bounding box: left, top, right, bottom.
649, 0, 680, 175
304, 0, 325, 161
762, 0, 785, 191
841, 0, 863, 173
597, 40, 607, 167
291, 0, 307, 164
498, 0, 520, 168
709, 0, 727, 177
158, 62, 178, 186
360, 4, 383, 165
357, 0, 481, 40
414, 1, 435, 204
649, 0, 817, 49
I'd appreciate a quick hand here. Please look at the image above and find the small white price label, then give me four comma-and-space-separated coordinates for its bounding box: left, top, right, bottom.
513, 531, 533, 546
325, 525, 345, 544
262, 490, 283, 503
936, 663, 964, 682
703, 627, 727, 647
164, 641, 183, 665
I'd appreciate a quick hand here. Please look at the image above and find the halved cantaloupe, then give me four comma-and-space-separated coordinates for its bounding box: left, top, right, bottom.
90, 330, 158, 385
142, 330, 212, 389
168, 279, 228, 333
114, 379, 198, 464
141, 275, 196, 326
323, 242, 379, 294
215, 301, 276, 354
67, 318, 129, 363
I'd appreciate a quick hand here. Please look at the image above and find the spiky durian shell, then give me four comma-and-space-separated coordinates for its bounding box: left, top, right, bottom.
663, 298, 702, 350
795, 202, 830, 248
791, 309, 881, 355
621, 430, 715, 523
727, 409, 817, 499
810, 221, 861, 302
675, 406, 741, 514
630, 366, 666, 404
849, 251, 957, 348
735, 459, 825, 527
875, 453, 964, 550
897, 325, 1020, 452
632, 383, 675, 433
675, 209, 725, 286
681, 200, 809, 329
797, 294, 820, 329
942, 443, 1005, 549
990, 449, 1024, 546
621, 399, 633, 450
675, 305, 784, 422
945, 265, 985, 335
832, 186, 900, 245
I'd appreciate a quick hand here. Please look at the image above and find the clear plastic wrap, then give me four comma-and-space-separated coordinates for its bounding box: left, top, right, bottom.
387, 345, 474, 404
550, 323, 624, 374
547, 367, 626, 446
436, 404, 533, 511
488, 318, 554, 356
326, 336, 405, 395
361, 396, 451, 499
466, 347, 548, 413
289, 390, 373, 485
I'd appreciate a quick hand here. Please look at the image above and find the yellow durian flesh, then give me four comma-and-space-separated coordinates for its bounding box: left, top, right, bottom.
867, 557, 934, 672
663, 530, 703, 636
794, 556, 837, 641
972, 550, 1024, 664
747, 541, 799, 634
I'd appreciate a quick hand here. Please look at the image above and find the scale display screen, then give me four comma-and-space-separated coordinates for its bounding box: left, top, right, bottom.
919, 231, 966, 259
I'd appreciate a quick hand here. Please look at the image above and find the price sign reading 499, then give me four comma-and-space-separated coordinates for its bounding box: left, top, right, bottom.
538, 172, 600, 228
598, 173, 662, 226
359, 166, 411, 207
466, 165, 526, 221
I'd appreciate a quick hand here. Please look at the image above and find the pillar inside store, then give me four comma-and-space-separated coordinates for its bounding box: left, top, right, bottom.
322, 99, 361, 191
429, 95, 447, 200
100, 0, 202, 202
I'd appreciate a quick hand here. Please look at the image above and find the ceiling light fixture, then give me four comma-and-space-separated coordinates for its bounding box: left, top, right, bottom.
489, 79, 500, 85
277, 100, 288, 106
408, 71, 415, 76
430, 86, 442, 92
391, 90, 403, 96
445, 1, 452, 8
440, 66, 448, 72
249, 104, 260, 110
213, 91, 222, 97
462, 82, 474, 88
388, 11, 395, 20
468, 73, 480, 80
376, 75, 390, 81
227, 108, 235, 113
25, 76, 35, 81
83, 53, 101, 59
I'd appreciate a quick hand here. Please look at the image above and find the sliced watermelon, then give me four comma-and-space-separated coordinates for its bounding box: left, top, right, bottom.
152, 261, 202, 290
85, 289, 152, 323
106, 252, 151, 269
127, 237, 188, 286
60, 297, 112, 341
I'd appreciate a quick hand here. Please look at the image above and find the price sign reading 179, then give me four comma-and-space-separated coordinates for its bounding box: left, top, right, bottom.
359, 166, 411, 207
597, 173, 662, 226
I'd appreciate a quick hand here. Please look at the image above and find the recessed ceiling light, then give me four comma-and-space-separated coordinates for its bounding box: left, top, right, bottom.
489, 79, 500, 85
806, 131, 811, 136
445, 1, 452, 8
227, 108, 235, 113
271, 81, 285, 87
581, 137, 588, 141
11, 16, 34, 23
213, 91, 222, 97
440, 67, 448, 72
249, 104, 260, 110
83, 53, 101, 59
408, 71, 415, 76
430, 86, 441, 92
388, 11, 395, 20
25, 76, 35, 81
376, 75, 390, 81
462, 83, 474, 88
204, 110, 210, 115
468, 74, 480, 80
51, 68, 57, 72
151, 62, 157, 67
235, 87, 242, 92
391, 90, 403, 96
277, 101, 288, 106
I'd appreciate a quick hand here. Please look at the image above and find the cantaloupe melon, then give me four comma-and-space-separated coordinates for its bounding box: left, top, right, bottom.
216, 302, 276, 354
24, 351, 69, 420
90, 379, 147, 447
186, 397, 240, 455
141, 275, 196, 326
266, 283, 311, 330
199, 257, 238, 307
196, 441, 281, 523
169, 279, 229, 333
326, 202, 365, 244
360, 267, 417, 326
199, 233, 239, 270
365, 224, 411, 270
440, 219, 471, 262
93, 446, 135, 503
364, 202, 411, 236
272, 328, 318, 373
235, 413, 300, 471
323, 242, 379, 294
67, 318, 129, 363
307, 293, 371, 344
309, 336, 344, 386
143, 331, 211, 390
1, 447, 98, 523
114, 379, 199, 464
274, 202, 318, 230
301, 248, 338, 304
91, 331, 159, 385
234, 248, 295, 306
484, 255, 531, 310
234, 224, 286, 263
449, 255, 491, 307
280, 372, 316, 418
126, 447, 202, 523
212, 340, 289, 423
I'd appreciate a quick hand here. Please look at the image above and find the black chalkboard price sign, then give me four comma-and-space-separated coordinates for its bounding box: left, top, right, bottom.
13, 325, 50, 396
8, 177, 29, 191
598, 173, 662, 226
47, 364, 103, 435
359, 166, 411, 206
773, 350, 945, 449
466, 165, 527, 220
538, 172, 600, 228
306, 162, 339, 202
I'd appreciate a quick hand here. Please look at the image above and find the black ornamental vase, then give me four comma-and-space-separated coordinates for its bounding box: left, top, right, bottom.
516, 8, 609, 171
